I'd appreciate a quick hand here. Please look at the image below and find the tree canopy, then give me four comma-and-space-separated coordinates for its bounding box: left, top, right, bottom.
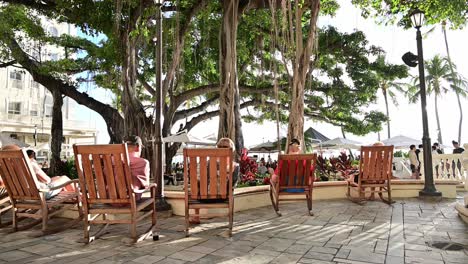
352, 0, 468, 29
0, 0, 413, 164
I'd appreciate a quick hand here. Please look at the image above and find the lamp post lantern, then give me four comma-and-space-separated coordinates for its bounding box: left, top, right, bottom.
410, 9, 441, 197
154, 0, 165, 201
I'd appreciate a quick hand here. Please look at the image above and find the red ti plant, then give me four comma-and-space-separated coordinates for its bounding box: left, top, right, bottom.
239, 148, 258, 176
316, 154, 331, 181
329, 152, 355, 179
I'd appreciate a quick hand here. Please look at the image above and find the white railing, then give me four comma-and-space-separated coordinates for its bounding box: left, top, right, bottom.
420, 152, 468, 189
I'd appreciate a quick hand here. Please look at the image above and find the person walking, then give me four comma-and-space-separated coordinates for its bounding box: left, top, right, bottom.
452, 140, 464, 177
409, 145, 419, 179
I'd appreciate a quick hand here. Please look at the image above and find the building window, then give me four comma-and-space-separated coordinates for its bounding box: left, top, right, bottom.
30, 103, 38, 116
8, 102, 21, 115
45, 105, 52, 117
9, 70, 23, 89
31, 80, 40, 89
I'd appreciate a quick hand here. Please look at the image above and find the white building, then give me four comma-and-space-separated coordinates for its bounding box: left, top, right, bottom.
0, 20, 96, 161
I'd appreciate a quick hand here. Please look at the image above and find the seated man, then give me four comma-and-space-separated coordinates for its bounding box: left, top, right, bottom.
124, 135, 150, 200
3, 145, 75, 199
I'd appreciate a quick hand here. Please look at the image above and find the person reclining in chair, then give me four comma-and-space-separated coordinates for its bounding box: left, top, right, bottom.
2, 145, 75, 199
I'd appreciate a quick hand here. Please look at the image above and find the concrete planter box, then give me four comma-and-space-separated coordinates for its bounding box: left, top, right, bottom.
165, 179, 458, 216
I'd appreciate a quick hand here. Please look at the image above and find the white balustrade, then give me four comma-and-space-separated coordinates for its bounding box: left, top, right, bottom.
420, 151, 468, 189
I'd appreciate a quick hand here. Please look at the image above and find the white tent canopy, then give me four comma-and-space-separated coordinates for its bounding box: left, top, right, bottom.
317, 137, 362, 149
163, 131, 216, 146
382, 135, 421, 149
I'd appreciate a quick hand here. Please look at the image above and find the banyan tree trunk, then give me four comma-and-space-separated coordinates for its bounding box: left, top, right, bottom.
49, 89, 64, 176
218, 0, 244, 157
285, 0, 320, 152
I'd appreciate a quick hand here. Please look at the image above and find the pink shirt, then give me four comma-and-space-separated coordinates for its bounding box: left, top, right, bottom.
128, 153, 149, 192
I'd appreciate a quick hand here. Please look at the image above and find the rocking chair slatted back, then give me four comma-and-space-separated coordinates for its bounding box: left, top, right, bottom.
73, 143, 157, 243
346, 145, 395, 205
183, 147, 234, 237
270, 153, 317, 216
183, 148, 233, 200
73, 144, 133, 204
0, 149, 39, 200
278, 154, 316, 190
359, 146, 394, 183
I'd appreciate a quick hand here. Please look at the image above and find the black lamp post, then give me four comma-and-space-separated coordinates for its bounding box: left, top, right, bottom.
34, 124, 37, 147
405, 9, 441, 197
154, 0, 164, 201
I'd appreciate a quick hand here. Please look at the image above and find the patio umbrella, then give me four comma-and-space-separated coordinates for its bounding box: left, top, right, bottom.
382, 135, 421, 149
0, 134, 29, 148
248, 140, 280, 153
304, 127, 330, 142
320, 137, 362, 149
163, 132, 216, 146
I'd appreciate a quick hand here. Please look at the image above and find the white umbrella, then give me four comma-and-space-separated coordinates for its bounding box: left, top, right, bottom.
382, 135, 421, 149
319, 137, 362, 149
163, 132, 216, 146
0, 134, 29, 148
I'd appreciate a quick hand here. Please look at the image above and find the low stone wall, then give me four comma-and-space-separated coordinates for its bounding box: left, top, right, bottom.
166, 179, 458, 216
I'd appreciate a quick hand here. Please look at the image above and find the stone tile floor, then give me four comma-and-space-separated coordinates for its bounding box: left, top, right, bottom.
0, 197, 467, 264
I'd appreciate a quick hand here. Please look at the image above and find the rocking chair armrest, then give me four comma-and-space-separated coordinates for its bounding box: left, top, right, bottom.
39, 179, 80, 192
133, 183, 157, 194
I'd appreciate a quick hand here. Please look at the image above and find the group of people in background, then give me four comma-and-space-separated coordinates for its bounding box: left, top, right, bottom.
409, 140, 465, 179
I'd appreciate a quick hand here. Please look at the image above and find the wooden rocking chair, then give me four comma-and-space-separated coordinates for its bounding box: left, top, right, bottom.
0, 149, 82, 233
73, 144, 157, 243
183, 148, 234, 237
270, 154, 317, 216
347, 145, 395, 205
0, 185, 12, 227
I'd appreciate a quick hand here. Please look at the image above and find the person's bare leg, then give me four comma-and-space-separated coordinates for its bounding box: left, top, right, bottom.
50, 176, 75, 192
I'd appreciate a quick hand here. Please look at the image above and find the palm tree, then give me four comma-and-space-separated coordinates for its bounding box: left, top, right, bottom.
424, 22, 467, 143
372, 55, 408, 139
442, 21, 466, 143
406, 55, 467, 145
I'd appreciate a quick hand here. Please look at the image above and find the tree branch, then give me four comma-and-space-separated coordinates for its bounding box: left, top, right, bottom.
0, 60, 16, 68
163, 0, 209, 99
5, 31, 124, 142
173, 96, 219, 122
137, 74, 156, 96
2, 0, 57, 11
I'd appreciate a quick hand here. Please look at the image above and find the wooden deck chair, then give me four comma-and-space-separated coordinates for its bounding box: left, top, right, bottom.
0, 186, 12, 227
347, 145, 395, 205
270, 154, 317, 216
0, 149, 82, 233
73, 144, 157, 243
183, 148, 234, 237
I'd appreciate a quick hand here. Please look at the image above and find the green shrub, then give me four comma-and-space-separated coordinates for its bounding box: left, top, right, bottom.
62, 158, 78, 179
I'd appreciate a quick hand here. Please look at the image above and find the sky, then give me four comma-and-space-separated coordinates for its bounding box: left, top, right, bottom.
74, 0, 468, 150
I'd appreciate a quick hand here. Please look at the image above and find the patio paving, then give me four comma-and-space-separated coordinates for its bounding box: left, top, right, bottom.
0, 196, 467, 264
